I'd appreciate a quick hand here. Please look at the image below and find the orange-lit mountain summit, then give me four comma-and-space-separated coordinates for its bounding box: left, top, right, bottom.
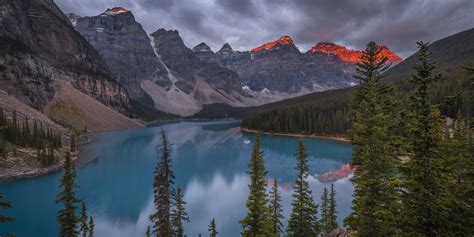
309, 42, 402, 64
251, 36, 295, 53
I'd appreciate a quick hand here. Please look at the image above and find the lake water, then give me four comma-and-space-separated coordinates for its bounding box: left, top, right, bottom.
0, 121, 353, 237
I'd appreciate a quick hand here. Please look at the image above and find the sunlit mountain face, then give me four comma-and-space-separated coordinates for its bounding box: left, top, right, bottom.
308, 42, 402, 64
251, 36, 295, 53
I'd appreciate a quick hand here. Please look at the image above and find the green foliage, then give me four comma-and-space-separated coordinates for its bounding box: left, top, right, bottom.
320, 184, 338, 234
171, 186, 190, 237
56, 152, 81, 237
0, 192, 14, 237
345, 41, 401, 236
268, 180, 284, 236
240, 135, 272, 236
0, 193, 14, 223
401, 42, 454, 236
150, 128, 175, 237
442, 110, 474, 235
320, 187, 329, 234
146, 226, 151, 237
208, 218, 218, 237
88, 216, 94, 237
80, 202, 89, 237
287, 141, 319, 237
327, 184, 338, 232
71, 134, 76, 152
0, 108, 63, 164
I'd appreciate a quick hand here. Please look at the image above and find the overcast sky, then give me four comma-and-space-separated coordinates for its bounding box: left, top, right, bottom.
56, 0, 473, 58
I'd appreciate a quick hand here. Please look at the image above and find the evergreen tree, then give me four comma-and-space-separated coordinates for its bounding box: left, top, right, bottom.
346, 41, 401, 236
88, 216, 94, 237
56, 152, 81, 237
0, 193, 14, 223
171, 186, 190, 237
268, 180, 283, 236
146, 226, 151, 237
320, 187, 329, 234
0, 192, 14, 237
401, 41, 453, 236
287, 141, 319, 237
444, 111, 474, 235
240, 135, 272, 236
208, 218, 218, 237
150, 128, 175, 237
80, 202, 89, 237
71, 134, 76, 152
327, 184, 338, 232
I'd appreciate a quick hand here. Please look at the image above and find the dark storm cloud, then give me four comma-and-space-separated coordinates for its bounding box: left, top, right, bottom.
55, 0, 473, 58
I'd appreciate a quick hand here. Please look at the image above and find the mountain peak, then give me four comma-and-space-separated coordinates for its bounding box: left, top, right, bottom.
251, 35, 295, 53
192, 42, 212, 52
218, 43, 233, 54
309, 42, 402, 64
100, 7, 130, 16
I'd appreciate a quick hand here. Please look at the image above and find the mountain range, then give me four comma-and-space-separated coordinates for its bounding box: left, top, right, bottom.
1, 1, 404, 131
66, 7, 402, 117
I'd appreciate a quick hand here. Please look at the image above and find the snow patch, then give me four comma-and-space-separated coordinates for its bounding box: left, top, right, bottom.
348, 82, 357, 86
242, 86, 251, 91
95, 28, 104, 33
260, 88, 270, 94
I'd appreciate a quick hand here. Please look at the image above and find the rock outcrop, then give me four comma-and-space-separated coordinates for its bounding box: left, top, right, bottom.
73, 8, 168, 107
0, 0, 130, 118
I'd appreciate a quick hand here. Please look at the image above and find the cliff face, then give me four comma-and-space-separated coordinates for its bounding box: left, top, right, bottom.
73, 8, 168, 105
150, 28, 242, 95
0, 0, 129, 114
209, 36, 356, 93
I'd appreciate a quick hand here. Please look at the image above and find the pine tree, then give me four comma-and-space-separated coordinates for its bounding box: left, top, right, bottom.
444, 111, 474, 235
269, 180, 283, 236
401, 41, 453, 236
327, 184, 338, 232
150, 128, 175, 237
240, 135, 272, 236
0, 193, 14, 223
208, 218, 218, 237
346, 41, 401, 236
287, 141, 319, 237
88, 216, 94, 237
320, 187, 329, 234
71, 134, 76, 152
171, 186, 190, 237
80, 202, 89, 237
146, 226, 151, 237
56, 151, 81, 237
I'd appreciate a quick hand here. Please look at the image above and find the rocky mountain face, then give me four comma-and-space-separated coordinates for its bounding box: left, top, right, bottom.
0, 0, 130, 115
308, 42, 402, 64
141, 28, 247, 115
73, 7, 168, 108
196, 36, 357, 93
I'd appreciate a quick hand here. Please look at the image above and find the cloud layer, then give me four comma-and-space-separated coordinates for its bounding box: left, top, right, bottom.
56, 0, 474, 58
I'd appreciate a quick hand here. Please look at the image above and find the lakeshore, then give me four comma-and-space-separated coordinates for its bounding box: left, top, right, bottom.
239, 127, 350, 143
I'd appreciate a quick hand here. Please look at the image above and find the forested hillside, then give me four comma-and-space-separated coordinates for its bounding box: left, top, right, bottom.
241, 29, 474, 135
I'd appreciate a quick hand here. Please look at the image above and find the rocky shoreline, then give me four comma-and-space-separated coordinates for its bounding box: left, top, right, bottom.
0, 136, 90, 182
239, 127, 350, 143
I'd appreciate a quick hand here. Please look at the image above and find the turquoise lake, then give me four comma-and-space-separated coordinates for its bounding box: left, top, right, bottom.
0, 121, 353, 236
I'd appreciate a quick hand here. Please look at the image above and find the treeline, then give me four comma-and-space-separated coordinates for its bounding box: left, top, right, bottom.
0, 108, 63, 166
241, 72, 472, 135
241, 92, 351, 135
